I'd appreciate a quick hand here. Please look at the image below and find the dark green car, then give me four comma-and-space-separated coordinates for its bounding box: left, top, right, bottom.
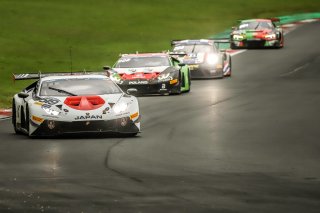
105, 53, 191, 95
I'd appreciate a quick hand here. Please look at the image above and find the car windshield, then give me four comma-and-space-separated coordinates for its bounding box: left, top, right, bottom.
115, 56, 170, 68
173, 44, 214, 54
39, 78, 122, 96
238, 21, 273, 30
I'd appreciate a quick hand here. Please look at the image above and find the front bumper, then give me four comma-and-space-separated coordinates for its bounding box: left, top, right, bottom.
188, 64, 223, 79
232, 39, 279, 48
118, 80, 180, 94
31, 117, 139, 136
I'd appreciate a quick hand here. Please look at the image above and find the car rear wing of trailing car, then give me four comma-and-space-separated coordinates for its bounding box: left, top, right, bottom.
269, 17, 280, 23
12, 71, 109, 81
211, 38, 231, 51
171, 39, 215, 46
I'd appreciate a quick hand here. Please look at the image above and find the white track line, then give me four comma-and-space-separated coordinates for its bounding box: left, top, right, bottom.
280, 63, 310, 77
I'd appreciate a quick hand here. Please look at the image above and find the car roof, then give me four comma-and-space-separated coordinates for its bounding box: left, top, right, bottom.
120, 53, 168, 57
241, 19, 272, 22
40, 74, 109, 82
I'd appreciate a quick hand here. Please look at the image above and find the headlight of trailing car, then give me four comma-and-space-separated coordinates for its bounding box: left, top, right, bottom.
206, 53, 219, 65
265, 33, 276, 39
113, 102, 128, 114
110, 73, 122, 83
233, 34, 244, 40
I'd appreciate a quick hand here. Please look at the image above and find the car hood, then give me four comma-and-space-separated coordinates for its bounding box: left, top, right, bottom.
32, 93, 123, 112
113, 66, 169, 74
113, 66, 170, 80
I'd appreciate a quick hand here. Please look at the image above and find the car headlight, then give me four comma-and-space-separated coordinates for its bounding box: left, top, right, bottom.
158, 73, 173, 81
206, 54, 219, 65
110, 73, 122, 83
233, 34, 244, 40
43, 107, 60, 116
113, 102, 128, 114
196, 53, 205, 63
265, 33, 276, 39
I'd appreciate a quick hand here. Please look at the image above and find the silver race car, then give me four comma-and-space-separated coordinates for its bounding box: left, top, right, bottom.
171, 39, 232, 79
12, 72, 140, 137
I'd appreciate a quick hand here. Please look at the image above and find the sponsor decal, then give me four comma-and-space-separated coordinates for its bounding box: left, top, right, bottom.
37, 97, 60, 105
34, 102, 44, 106
103, 107, 110, 114
128, 80, 148, 85
32, 115, 44, 123
130, 112, 139, 120
75, 113, 103, 120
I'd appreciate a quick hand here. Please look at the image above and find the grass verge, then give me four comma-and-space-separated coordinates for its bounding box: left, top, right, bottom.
0, 0, 319, 107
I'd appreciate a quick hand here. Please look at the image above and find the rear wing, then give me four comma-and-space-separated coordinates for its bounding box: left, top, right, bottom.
211, 38, 230, 51
270, 17, 280, 23
171, 40, 183, 46
171, 39, 214, 47
12, 71, 109, 81
168, 51, 187, 56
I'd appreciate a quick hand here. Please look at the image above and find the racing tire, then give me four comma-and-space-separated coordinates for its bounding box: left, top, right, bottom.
227, 56, 232, 77
275, 34, 284, 49
12, 100, 20, 134
25, 105, 30, 135
184, 70, 191, 93
170, 72, 182, 95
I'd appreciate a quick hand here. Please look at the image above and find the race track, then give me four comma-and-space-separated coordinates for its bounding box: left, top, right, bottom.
1, 22, 320, 213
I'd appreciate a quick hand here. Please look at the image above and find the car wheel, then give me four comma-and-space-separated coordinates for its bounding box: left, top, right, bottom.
185, 70, 191, 93
12, 100, 20, 134
230, 42, 237, 49
227, 57, 232, 77
25, 105, 30, 134
171, 72, 182, 95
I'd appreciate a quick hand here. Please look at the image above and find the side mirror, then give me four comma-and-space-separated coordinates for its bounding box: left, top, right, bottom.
126, 88, 138, 96
18, 92, 29, 99
231, 26, 237, 31
103, 65, 111, 70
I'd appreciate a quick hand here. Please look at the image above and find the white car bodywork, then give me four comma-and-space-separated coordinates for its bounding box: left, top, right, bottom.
12, 74, 140, 137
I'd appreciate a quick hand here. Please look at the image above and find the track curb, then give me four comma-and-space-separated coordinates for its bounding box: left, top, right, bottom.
0, 109, 12, 119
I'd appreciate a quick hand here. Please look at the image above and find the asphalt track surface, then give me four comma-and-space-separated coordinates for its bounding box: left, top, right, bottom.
1, 22, 320, 213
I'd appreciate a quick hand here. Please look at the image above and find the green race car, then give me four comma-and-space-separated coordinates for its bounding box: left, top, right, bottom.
104, 53, 191, 95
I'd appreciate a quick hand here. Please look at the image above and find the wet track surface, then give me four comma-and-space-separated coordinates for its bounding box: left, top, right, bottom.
1, 22, 320, 212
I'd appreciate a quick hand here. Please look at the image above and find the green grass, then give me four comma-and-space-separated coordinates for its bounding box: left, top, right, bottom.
0, 0, 319, 107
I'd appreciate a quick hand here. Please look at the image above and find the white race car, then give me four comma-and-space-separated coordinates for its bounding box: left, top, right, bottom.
12, 72, 140, 137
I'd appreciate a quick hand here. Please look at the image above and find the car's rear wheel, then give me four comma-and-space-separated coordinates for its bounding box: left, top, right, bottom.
227, 56, 232, 77
184, 70, 191, 93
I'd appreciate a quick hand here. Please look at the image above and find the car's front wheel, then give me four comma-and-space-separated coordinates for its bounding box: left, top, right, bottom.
12, 100, 19, 134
